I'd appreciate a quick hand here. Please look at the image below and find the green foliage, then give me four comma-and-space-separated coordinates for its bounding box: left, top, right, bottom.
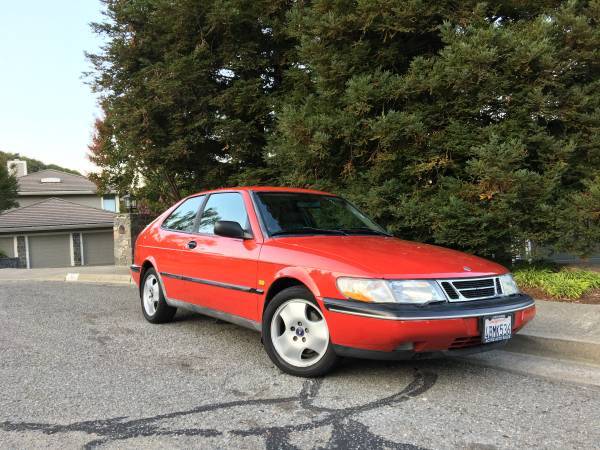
87, 0, 293, 206
268, 0, 600, 262
0, 164, 18, 212
89, 0, 600, 258
0, 151, 81, 175
513, 263, 600, 299
0, 250, 7, 258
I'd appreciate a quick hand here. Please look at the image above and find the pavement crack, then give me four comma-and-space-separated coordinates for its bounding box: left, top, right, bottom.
0, 370, 437, 449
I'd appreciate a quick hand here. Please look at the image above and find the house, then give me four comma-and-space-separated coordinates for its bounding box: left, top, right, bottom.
0, 161, 118, 268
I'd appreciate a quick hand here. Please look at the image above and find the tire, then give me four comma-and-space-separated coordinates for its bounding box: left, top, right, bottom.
140, 268, 177, 324
263, 286, 338, 377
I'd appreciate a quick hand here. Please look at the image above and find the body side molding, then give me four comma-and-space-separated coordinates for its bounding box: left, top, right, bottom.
160, 271, 264, 295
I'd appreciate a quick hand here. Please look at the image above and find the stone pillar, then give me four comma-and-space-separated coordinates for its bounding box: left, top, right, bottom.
114, 213, 156, 266
16, 236, 27, 268
114, 214, 133, 266
72, 233, 83, 266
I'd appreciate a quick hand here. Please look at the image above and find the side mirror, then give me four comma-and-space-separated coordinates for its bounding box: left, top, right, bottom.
214, 220, 252, 239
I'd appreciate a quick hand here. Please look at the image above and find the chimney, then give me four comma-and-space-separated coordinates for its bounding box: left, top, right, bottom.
7, 160, 27, 178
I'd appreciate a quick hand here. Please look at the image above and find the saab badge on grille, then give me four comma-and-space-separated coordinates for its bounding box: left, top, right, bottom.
463, 266, 472, 271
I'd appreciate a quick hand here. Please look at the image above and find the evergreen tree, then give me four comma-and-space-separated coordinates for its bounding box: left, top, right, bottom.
89, 0, 600, 260
0, 164, 18, 212
268, 0, 600, 261
87, 0, 293, 204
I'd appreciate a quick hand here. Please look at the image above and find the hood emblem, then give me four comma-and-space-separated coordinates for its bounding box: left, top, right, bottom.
463, 266, 472, 272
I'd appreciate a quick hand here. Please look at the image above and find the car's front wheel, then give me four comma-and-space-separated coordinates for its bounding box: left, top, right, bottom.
263, 286, 338, 377
140, 268, 177, 324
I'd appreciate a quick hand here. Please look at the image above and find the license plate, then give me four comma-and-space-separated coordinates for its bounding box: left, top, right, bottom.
482, 315, 512, 343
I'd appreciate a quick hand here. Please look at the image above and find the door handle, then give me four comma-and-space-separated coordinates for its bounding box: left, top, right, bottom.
187, 240, 197, 249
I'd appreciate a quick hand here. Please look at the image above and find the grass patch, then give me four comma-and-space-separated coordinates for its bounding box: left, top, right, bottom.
513, 263, 600, 299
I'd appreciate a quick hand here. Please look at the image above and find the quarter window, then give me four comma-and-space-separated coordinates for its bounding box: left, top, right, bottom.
162, 196, 205, 232
198, 193, 248, 235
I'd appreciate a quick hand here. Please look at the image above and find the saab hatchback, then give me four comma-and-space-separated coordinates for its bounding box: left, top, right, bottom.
131, 187, 535, 377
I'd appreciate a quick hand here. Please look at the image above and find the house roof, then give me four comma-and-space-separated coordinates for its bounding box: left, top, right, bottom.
17, 169, 98, 195
0, 198, 115, 233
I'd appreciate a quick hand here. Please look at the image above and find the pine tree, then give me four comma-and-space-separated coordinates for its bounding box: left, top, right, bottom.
87, 0, 293, 205
89, 0, 600, 260
268, 0, 600, 262
0, 164, 18, 212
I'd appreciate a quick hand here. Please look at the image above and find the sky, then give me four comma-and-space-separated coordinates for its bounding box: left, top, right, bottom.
0, 1, 105, 175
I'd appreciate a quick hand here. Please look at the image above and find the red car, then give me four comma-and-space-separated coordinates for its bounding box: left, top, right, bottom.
131, 187, 535, 376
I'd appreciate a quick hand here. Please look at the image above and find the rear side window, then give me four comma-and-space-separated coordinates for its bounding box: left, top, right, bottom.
162, 196, 205, 232
198, 193, 248, 234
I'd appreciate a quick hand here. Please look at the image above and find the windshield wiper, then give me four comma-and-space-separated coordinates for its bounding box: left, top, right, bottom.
270, 227, 348, 237
338, 227, 392, 237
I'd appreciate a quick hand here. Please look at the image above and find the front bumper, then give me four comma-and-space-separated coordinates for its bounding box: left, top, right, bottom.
130, 264, 141, 286
322, 293, 536, 356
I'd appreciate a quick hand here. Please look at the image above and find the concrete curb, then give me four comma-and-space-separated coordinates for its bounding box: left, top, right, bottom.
65, 273, 134, 285
504, 333, 600, 366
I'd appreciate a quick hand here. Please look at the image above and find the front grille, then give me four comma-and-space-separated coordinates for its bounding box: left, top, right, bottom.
441, 282, 459, 299
439, 277, 501, 302
452, 278, 494, 289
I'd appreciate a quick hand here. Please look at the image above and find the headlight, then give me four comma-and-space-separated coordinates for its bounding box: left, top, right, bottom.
336, 278, 395, 303
336, 277, 446, 304
499, 274, 519, 295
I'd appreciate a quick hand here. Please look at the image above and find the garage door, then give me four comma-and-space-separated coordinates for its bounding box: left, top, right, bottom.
29, 234, 71, 268
82, 231, 114, 266
0, 237, 14, 257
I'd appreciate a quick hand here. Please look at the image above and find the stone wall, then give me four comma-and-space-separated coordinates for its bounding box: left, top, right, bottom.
114, 213, 156, 266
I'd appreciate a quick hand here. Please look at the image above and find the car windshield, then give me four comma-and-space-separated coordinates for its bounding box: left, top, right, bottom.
254, 192, 389, 237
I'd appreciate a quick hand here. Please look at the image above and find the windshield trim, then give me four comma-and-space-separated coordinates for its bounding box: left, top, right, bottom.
251, 190, 388, 239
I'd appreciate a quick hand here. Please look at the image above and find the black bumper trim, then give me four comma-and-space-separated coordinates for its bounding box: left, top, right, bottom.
333, 341, 508, 361
130, 264, 141, 273
160, 271, 264, 295
323, 294, 534, 321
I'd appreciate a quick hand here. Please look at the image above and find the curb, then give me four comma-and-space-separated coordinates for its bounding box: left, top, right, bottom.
503, 333, 600, 366
65, 273, 134, 285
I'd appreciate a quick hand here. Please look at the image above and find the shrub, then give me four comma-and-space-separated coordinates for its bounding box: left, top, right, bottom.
513, 263, 600, 300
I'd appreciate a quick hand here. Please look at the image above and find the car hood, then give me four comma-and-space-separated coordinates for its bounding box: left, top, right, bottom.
267, 235, 507, 278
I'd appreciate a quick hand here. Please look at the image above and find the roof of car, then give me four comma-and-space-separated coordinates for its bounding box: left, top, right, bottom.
195, 186, 336, 196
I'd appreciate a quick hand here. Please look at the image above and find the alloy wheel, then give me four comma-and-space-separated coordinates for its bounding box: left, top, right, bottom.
143, 274, 160, 316
270, 299, 330, 368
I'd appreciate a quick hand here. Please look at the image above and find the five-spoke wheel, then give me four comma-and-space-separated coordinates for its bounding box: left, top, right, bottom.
263, 286, 338, 376
143, 274, 160, 316
270, 299, 329, 368
140, 268, 176, 324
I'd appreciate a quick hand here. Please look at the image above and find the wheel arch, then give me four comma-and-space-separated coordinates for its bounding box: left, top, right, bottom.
139, 257, 166, 296
262, 268, 322, 315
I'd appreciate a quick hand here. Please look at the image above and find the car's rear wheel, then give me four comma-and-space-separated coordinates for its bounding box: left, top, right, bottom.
263, 286, 338, 377
141, 268, 176, 324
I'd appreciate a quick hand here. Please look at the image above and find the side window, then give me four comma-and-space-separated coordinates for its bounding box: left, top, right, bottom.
162, 196, 205, 232
198, 193, 248, 235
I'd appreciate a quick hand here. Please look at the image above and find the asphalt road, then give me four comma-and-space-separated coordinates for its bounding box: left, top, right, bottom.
0, 281, 599, 449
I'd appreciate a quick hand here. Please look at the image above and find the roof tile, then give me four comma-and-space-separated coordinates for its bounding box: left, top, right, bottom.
0, 198, 115, 231
17, 169, 98, 193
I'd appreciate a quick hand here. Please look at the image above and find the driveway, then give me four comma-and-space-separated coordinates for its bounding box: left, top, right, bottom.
0, 281, 599, 449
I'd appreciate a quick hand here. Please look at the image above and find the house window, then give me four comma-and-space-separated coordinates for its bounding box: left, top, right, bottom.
102, 195, 117, 212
